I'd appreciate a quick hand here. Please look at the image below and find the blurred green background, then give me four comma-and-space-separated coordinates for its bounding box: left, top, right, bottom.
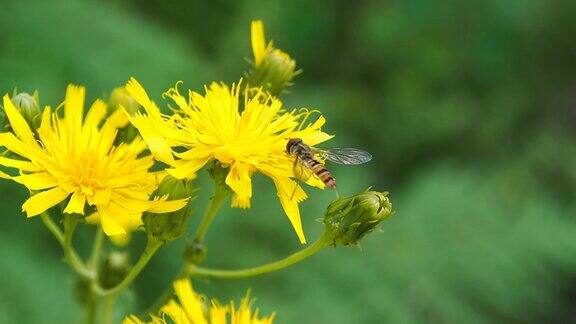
2, 0, 576, 323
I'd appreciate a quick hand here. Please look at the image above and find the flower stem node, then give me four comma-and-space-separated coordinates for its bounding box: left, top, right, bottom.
142, 176, 195, 242
323, 190, 393, 246
246, 20, 298, 96
208, 161, 231, 194
10, 91, 40, 129
183, 239, 207, 264
99, 251, 131, 289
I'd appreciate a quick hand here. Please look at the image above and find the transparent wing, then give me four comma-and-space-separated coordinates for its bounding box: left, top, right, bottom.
318, 148, 372, 165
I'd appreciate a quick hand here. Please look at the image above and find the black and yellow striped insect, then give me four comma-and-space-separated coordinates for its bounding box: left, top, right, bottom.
286, 138, 372, 190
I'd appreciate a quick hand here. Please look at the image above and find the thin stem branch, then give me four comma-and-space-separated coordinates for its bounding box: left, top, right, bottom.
102, 296, 116, 324
40, 212, 95, 280
92, 238, 163, 297
63, 215, 96, 280
186, 235, 329, 279
87, 227, 105, 270
194, 187, 228, 243
39, 212, 64, 245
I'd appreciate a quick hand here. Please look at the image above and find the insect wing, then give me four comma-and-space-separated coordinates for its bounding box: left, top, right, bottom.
324, 148, 372, 165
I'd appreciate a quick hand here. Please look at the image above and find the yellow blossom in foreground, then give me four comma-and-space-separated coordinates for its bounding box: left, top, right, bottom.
0, 85, 188, 236
123, 278, 274, 324
125, 78, 332, 243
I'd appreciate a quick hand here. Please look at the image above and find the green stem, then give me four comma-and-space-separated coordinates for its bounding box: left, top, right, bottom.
87, 227, 105, 270
63, 215, 95, 280
39, 212, 64, 245
40, 212, 95, 280
186, 235, 329, 279
92, 238, 163, 297
102, 296, 116, 324
85, 299, 96, 324
194, 187, 228, 243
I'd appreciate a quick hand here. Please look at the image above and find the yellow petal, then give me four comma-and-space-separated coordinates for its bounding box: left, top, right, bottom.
166, 158, 206, 179
98, 206, 127, 235
83, 99, 107, 129
147, 196, 189, 213
161, 300, 192, 324
109, 233, 130, 246
272, 177, 307, 244
63, 191, 87, 214
2, 94, 37, 145
22, 187, 69, 217
125, 78, 162, 118
0, 170, 11, 179
12, 172, 58, 190
64, 84, 85, 132
251, 20, 267, 67
173, 279, 207, 324
128, 113, 175, 165
0, 156, 41, 172
225, 162, 252, 208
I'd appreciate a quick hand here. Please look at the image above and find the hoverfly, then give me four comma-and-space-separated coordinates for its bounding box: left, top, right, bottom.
286, 138, 372, 190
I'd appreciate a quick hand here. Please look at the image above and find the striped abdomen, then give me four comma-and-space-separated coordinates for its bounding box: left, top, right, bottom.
304, 157, 336, 189
286, 137, 337, 189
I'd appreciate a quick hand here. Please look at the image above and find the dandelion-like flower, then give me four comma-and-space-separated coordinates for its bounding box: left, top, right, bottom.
125, 78, 332, 243
0, 85, 188, 236
124, 278, 274, 324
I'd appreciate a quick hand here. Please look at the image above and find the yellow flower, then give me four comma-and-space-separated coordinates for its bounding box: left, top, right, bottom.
123, 278, 274, 324
0, 85, 188, 236
125, 78, 332, 243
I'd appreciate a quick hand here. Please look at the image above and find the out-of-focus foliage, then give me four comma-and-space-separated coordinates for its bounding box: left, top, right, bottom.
1, 0, 576, 323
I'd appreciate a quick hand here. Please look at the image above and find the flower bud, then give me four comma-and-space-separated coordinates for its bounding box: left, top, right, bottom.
183, 239, 207, 264
99, 251, 131, 289
109, 87, 140, 115
11, 91, 41, 128
109, 87, 140, 142
142, 176, 195, 242
246, 20, 298, 97
323, 190, 393, 246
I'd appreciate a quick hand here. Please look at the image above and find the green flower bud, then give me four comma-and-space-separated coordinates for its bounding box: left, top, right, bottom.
99, 251, 131, 289
11, 91, 41, 128
109, 87, 139, 115
247, 49, 298, 97
142, 176, 195, 242
109, 87, 140, 142
183, 239, 207, 264
323, 190, 393, 246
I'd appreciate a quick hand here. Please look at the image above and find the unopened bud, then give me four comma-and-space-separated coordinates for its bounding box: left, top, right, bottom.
184, 239, 207, 264
246, 20, 298, 96
142, 176, 195, 242
11, 92, 40, 128
109, 87, 139, 142
99, 251, 131, 289
323, 190, 393, 246
109, 87, 139, 115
